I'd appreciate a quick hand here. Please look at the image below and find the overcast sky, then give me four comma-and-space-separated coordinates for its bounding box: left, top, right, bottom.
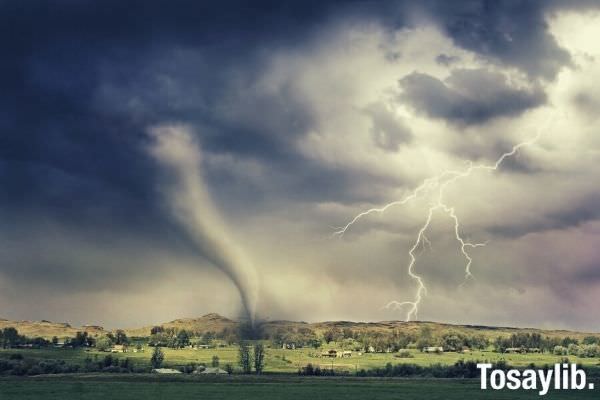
1, 1, 600, 331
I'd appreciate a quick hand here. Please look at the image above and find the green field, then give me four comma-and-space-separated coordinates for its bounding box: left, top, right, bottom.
2, 347, 600, 399
0, 374, 598, 400
2, 346, 599, 373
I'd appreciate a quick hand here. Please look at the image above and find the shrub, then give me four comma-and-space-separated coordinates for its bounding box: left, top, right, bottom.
395, 350, 413, 358
553, 346, 567, 356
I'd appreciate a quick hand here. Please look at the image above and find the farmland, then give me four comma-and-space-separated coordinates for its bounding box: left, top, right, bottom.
1, 345, 599, 373
1, 313, 600, 374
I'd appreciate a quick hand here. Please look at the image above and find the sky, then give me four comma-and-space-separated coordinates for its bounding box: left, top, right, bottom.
1, 0, 600, 331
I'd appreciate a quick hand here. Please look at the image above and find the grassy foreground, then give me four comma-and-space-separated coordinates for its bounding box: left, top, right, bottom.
0, 374, 598, 400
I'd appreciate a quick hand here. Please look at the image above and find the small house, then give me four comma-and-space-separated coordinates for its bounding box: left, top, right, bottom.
152, 368, 182, 374
111, 344, 128, 353
504, 347, 524, 354
342, 351, 352, 358
422, 346, 444, 353
199, 367, 228, 375
321, 349, 338, 358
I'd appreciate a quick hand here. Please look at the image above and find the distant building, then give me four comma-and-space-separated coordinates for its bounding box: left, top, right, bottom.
422, 346, 444, 353
505, 348, 525, 354
152, 368, 182, 374
321, 349, 338, 358
342, 351, 352, 358
111, 344, 128, 353
198, 367, 228, 375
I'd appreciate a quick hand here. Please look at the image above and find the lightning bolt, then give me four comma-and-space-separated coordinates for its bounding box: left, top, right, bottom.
334, 131, 542, 321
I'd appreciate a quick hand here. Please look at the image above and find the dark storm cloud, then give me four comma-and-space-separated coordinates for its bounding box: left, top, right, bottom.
0, 0, 336, 226
428, 1, 572, 79
0, 0, 403, 295
1, 0, 599, 328
0, 0, 578, 224
399, 68, 546, 125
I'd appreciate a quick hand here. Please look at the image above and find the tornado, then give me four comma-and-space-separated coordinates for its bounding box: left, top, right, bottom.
148, 125, 258, 323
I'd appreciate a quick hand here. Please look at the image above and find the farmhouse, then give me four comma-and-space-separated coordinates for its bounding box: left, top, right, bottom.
505, 347, 525, 354
422, 346, 444, 353
111, 344, 128, 353
152, 368, 182, 374
321, 349, 338, 358
199, 367, 228, 375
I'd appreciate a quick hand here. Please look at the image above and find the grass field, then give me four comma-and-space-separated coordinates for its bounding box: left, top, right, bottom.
1, 374, 598, 400
2, 347, 599, 399
2, 346, 599, 373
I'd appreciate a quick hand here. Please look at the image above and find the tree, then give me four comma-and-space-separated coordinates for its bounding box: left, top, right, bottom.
51, 336, 59, 346
583, 336, 599, 345
238, 342, 252, 374
149, 332, 169, 347
440, 332, 465, 352
2, 327, 19, 348
114, 330, 128, 345
224, 363, 234, 375
323, 328, 342, 344
212, 355, 220, 367
342, 328, 354, 339
254, 343, 265, 374
95, 336, 113, 352
72, 331, 89, 347
176, 330, 190, 348
416, 326, 434, 350
202, 331, 216, 345
151, 346, 165, 369
469, 335, 489, 350
150, 326, 164, 335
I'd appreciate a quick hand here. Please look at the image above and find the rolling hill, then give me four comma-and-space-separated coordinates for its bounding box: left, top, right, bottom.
0, 318, 105, 339
1, 314, 597, 341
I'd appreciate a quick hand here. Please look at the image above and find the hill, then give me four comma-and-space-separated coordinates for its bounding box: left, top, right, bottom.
0, 314, 597, 340
125, 313, 238, 337
0, 318, 105, 339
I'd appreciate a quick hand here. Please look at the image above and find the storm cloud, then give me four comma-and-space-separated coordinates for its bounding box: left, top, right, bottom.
1, 1, 600, 330
399, 69, 546, 125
